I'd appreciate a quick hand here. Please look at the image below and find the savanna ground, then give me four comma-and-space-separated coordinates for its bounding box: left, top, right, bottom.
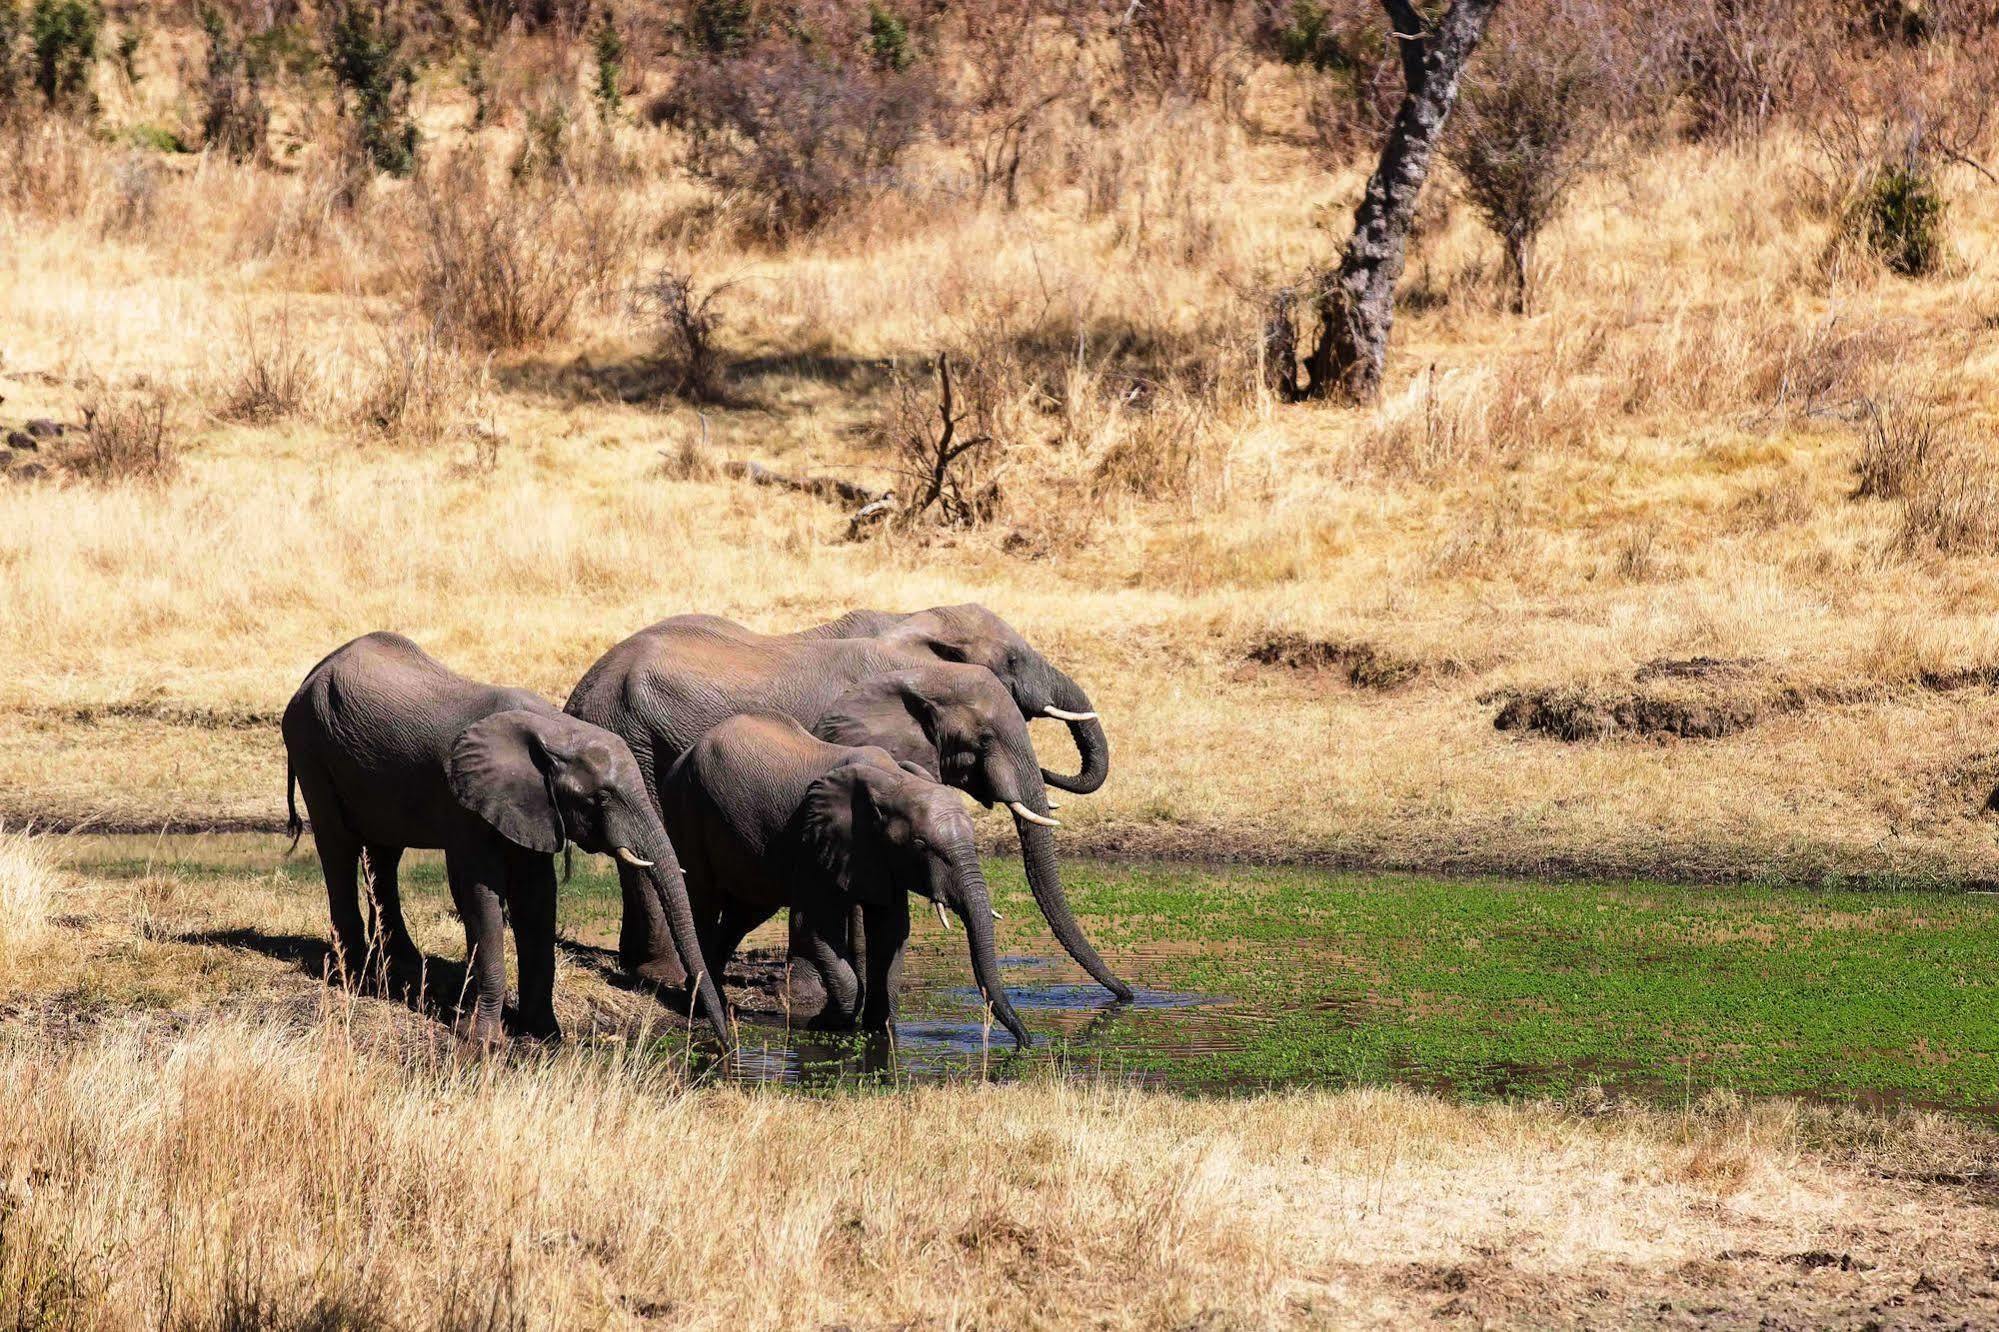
7, 0, 1999, 1323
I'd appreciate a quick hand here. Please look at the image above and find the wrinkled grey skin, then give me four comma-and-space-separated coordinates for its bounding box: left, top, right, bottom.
565, 615, 1131, 1002
282, 633, 727, 1046
662, 713, 1029, 1047
792, 604, 1111, 796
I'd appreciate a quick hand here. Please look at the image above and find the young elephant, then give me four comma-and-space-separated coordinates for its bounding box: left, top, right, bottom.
661, 713, 1030, 1048
282, 632, 727, 1045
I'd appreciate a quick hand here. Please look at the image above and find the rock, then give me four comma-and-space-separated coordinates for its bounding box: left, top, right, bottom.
6, 430, 35, 451
10, 460, 48, 482
24, 418, 62, 439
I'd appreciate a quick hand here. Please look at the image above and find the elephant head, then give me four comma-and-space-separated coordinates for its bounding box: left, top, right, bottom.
800, 756, 1030, 1047
447, 709, 731, 1042
813, 666, 1133, 1003
881, 605, 1110, 795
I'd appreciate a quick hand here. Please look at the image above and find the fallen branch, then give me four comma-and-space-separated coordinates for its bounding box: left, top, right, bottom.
719, 459, 886, 507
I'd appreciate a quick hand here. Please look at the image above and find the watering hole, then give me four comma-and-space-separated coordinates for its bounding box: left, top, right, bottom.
49, 835, 1999, 1113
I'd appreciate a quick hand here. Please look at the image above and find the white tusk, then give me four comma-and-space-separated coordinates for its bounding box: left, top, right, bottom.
1046, 800, 1061, 810
1009, 801, 1061, 828
1042, 707, 1099, 723
934, 900, 952, 930
991, 908, 1002, 920
613, 847, 655, 868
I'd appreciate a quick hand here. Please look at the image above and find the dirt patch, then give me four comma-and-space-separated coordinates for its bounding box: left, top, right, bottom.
1490, 685, 1797, 742
1243, 634, 1430, 691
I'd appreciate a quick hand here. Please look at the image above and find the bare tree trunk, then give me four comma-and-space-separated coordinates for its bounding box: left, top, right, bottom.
1292, 0, 1502, 403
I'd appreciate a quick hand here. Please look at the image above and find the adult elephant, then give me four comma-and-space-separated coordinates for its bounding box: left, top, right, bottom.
790, 604, 1111, 796
661, 713, 1030, 1047
283, 632, 728, 1045
564, 615, 1132, 1002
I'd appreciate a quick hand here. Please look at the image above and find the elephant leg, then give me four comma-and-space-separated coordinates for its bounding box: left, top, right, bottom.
363, 843, 424, 996
507, 851, 561, 1043
701, 900, 774, 1004
795, 901, 862, 1030
445, 841, 509, 1047
617, 858, 684, 986
295, 766, 367, 987
860, 896, 910, 1033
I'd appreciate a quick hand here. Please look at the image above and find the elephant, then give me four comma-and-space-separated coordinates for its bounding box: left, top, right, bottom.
282, 632, 728, 1045
788, 604, 1111, 796
660, 712, 1030, 1048
564, 614, 1132, 1003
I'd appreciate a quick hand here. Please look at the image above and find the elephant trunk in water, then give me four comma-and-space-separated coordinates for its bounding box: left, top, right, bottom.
1016, 811, 1134, 1002
1039, 671, 1109, 796
626, 823, 732, 1045
944, 841, 1030, 1048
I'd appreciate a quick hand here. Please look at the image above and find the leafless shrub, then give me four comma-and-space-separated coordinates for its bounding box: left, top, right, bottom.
354, 318, 466, 445
1444, 5, 1619, 312
1854, 396, 1950, 498
957, 0, 1079, 209
1108, 0, 1251, 113
405, 147, 630, 351
633, 267, 737, 403
882, 354, 1003, 529
1897, 441, 1999, 556
70, 388, 180, 484
217, 308, 319, 423
652, 34, 941, 237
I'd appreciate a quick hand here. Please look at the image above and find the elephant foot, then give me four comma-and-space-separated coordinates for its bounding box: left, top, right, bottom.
514, 1008, 563, 1044
624, 953, 690, 989
453, 1010, 508, 1051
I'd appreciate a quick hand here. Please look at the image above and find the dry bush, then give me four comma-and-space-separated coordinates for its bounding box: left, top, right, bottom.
405, 147, 631, 351
1896, 441, 1999, 555
69, 387, 181, 484
1108, 0, 1252, 113
653, 17, 943, 238
955, 0, 1080, 209
215, 307, 320, 423
1854, 396, 1951, 498
1444, 1, 1621, 312
352, 317, 468, 444
633, 266, 737, 403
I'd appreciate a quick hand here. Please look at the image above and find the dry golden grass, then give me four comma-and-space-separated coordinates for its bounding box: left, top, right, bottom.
4, 842, 1999, 1329
4, 43, 1999, 891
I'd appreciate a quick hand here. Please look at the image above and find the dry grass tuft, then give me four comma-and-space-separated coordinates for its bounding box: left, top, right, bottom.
0, 825, 59, 965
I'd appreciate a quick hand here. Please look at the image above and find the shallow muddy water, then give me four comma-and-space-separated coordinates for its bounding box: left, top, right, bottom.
57, 835, 1999, 1112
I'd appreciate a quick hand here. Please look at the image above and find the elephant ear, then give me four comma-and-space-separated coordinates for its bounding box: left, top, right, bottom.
799, 760, 895, 905
448, 710, 567, 854
816, 675, 938, 774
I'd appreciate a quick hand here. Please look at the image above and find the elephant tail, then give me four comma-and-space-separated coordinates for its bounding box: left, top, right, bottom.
284, 758, 303, 855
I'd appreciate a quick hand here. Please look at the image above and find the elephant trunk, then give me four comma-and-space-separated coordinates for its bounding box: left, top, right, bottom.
631, 822, 732, 1046
1039, 672, 1109, 795
945, 843, 1029, 1048
1016, 808, 1133, 1003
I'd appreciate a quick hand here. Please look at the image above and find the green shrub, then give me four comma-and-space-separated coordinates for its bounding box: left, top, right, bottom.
0, 2, 30, 114
867, 4, 910, 71
29, 0, 99, 114
325, 0, 417, 176
591, 18, 624, 120
127, 121, 188, 152
199, 5, 267, 161
1856, 162, 1946, 276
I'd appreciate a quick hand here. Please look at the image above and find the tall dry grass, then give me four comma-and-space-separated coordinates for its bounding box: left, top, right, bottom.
2, 1004, 1994, 1329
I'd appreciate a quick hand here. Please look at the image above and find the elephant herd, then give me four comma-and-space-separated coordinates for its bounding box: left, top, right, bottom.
280, 605, 1122, 1051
